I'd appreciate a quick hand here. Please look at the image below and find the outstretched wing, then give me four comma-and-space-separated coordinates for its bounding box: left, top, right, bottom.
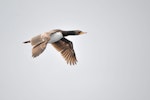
32, 41, 48, 57
32, 33, 50, 57
52, 38, 77, 65
31, 34, 43, 46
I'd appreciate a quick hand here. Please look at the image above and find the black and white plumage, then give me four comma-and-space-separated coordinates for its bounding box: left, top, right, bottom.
23, 29, 86, 65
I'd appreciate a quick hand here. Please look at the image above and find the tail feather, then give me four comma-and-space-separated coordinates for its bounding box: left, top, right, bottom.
23, 40, 30, 44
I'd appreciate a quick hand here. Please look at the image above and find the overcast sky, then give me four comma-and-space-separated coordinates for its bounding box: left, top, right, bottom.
0, 0, 150, 100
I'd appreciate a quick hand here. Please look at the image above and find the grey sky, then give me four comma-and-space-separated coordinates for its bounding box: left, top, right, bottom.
0, 0, 150, 100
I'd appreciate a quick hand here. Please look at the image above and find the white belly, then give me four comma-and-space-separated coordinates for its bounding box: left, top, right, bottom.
48, 32, 63, 43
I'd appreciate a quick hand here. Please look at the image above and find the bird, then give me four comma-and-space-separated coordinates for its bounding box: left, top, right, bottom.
23, 29, 86, 65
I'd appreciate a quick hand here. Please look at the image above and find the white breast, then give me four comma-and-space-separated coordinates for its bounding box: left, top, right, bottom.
48, 32, 63, 43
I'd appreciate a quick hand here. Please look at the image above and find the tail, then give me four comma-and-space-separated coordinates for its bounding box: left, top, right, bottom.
23, 40, 30, 44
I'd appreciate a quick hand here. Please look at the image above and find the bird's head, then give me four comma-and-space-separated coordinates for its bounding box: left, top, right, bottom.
74, 30, 87, 35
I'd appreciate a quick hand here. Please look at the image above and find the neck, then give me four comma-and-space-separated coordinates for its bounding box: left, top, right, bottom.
62, 31, 76, 36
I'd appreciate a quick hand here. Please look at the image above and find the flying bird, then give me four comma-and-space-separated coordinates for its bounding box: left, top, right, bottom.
23, 29, 86, 65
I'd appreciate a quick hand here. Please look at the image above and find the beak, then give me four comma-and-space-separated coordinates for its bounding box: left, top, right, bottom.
80, 32, 87, 35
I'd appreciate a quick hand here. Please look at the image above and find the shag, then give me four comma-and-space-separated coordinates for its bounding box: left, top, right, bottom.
23, 29, 86, 65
